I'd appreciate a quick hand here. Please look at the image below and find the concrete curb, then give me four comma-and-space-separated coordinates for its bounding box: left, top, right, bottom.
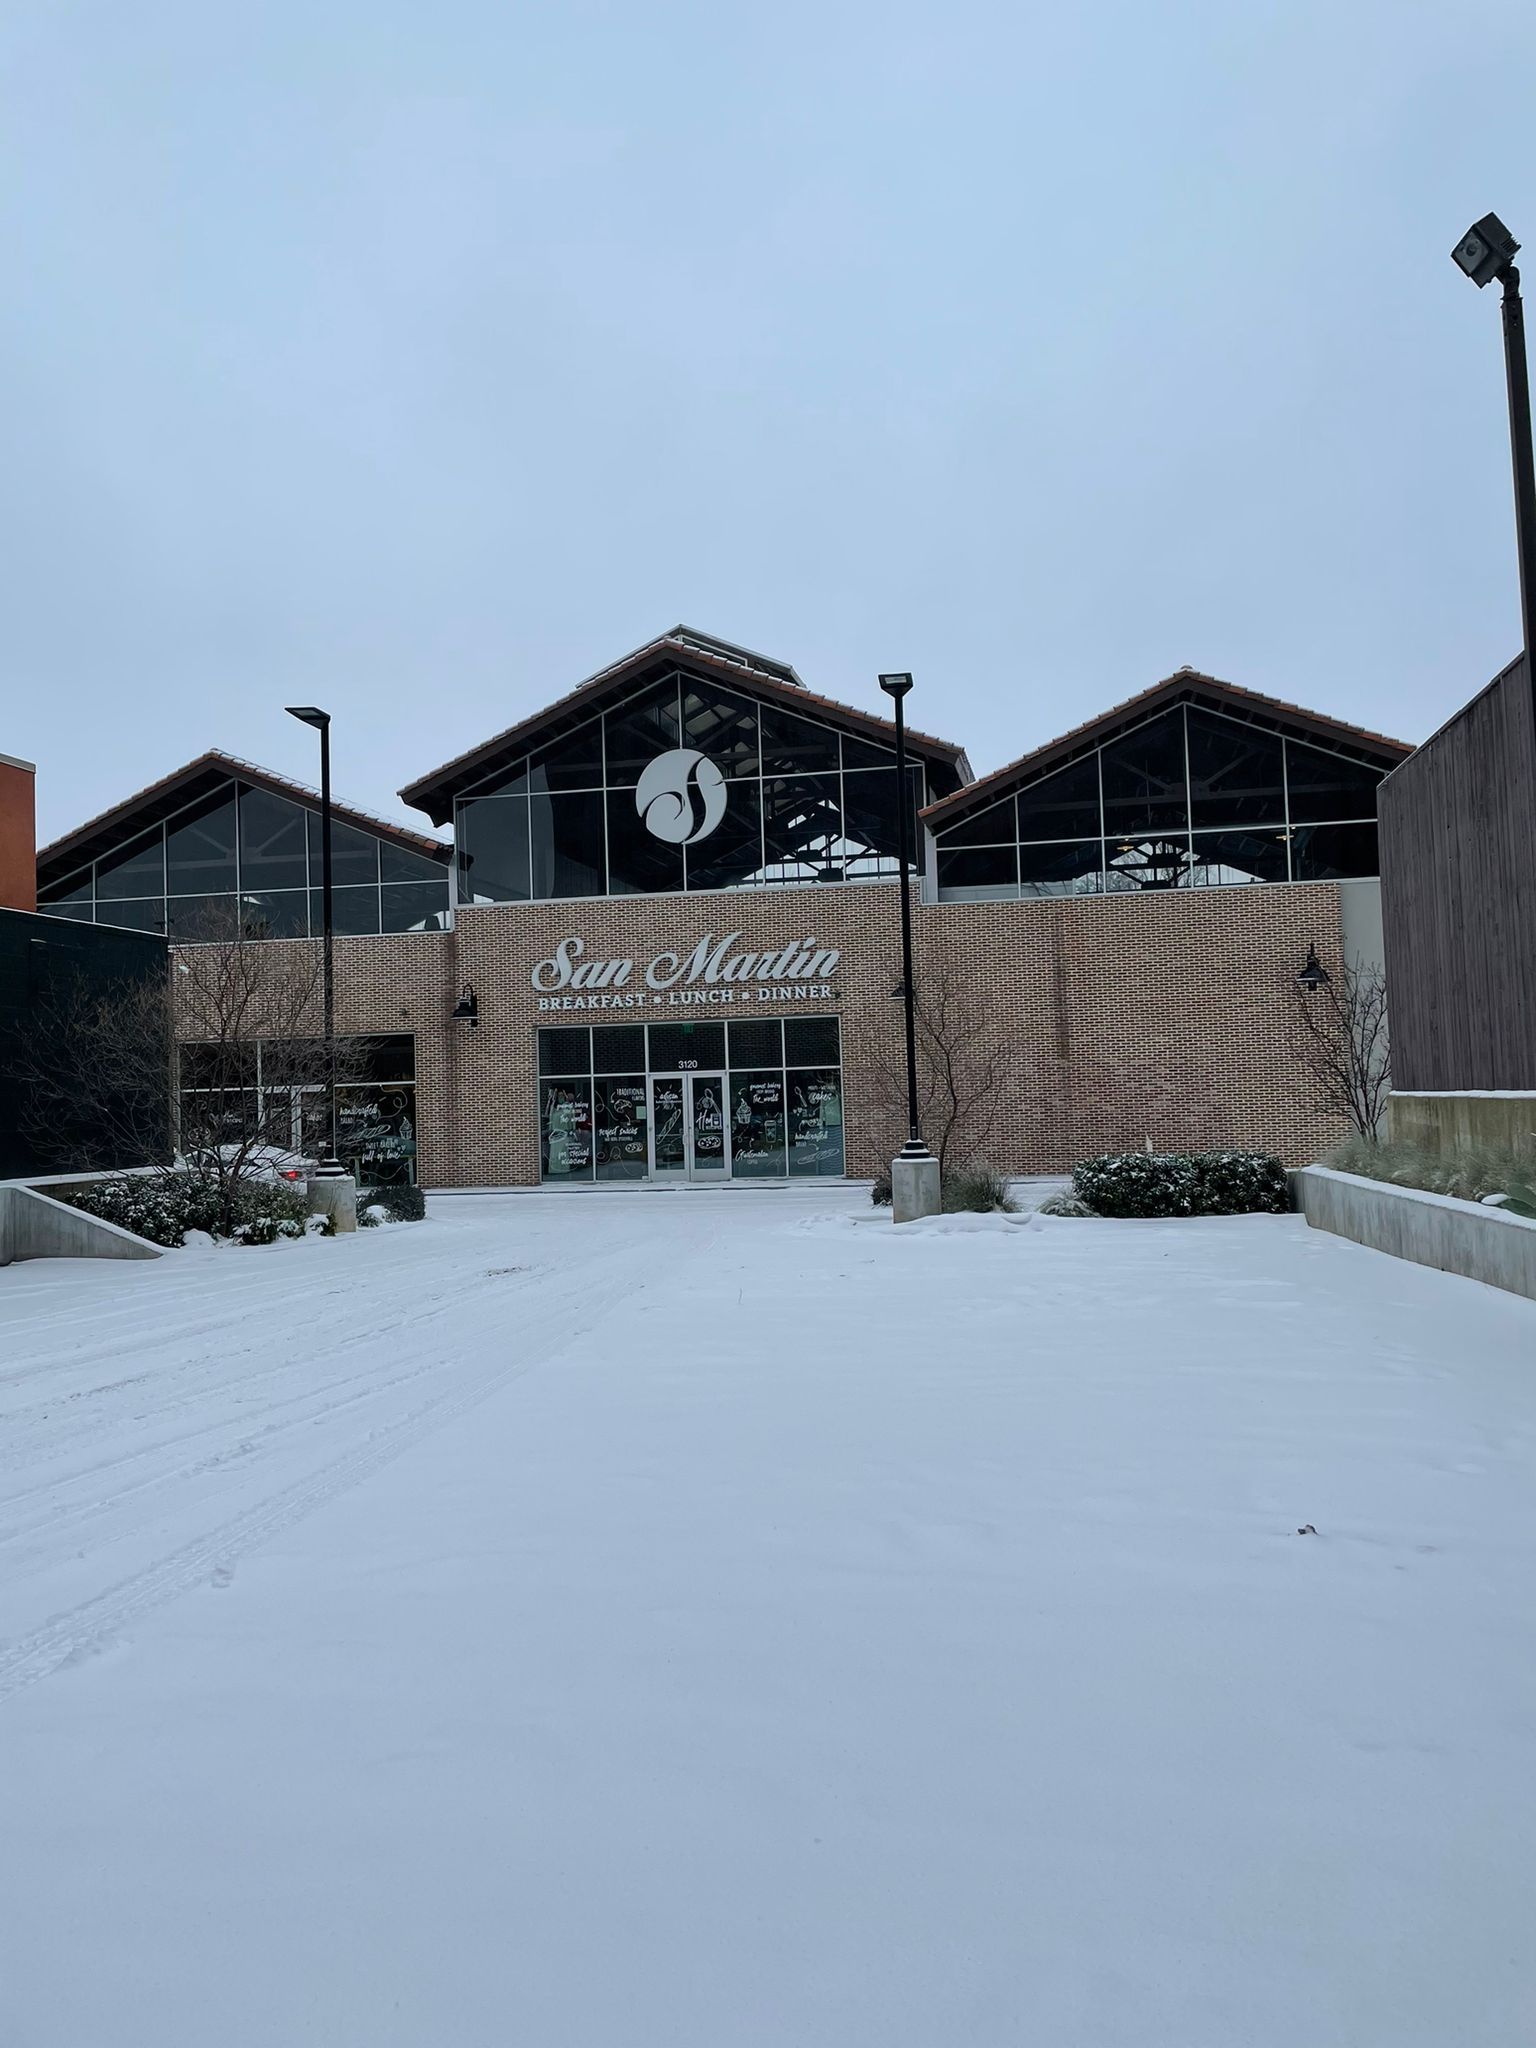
1292, 1166, 1536, 1303
0, 1185, 164, 1267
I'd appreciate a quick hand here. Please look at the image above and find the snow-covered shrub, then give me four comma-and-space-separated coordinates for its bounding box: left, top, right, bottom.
1072, 1153, 1202, 1218
942, 1162, 1017, 1214
1037, 1191, 1094, 1218
1071, 1151, 1288, 1218
357, 1183, 426, 1223
59, 1172, 313, 1248
870, 1171, 893, 1207
1189, 1151, 1290, 1215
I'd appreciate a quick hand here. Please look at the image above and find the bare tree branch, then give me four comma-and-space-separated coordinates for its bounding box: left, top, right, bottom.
1288, 956, 1392, 1140
11, 921, 364, 1231
871, 961, 1017, 1174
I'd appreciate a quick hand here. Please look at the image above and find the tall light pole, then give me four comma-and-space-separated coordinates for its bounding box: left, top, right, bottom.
1452, 213, 1536, 722
286, 705, 344, 1178
879, 672, 940, 1219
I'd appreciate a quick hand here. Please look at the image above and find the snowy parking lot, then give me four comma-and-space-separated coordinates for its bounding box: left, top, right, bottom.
2, 1188, 1535, 2046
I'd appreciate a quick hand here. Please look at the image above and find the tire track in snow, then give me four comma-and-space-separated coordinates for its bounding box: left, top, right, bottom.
0, 1263, 639, 1704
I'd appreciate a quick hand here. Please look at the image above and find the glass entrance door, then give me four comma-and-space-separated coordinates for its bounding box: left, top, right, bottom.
646, 1072, 730, 1181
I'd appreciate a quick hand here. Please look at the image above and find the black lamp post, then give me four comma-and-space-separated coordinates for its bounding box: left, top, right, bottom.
878, 671, 931, 1163
286, 705, 345, 1177
1452, 213, 1536, 720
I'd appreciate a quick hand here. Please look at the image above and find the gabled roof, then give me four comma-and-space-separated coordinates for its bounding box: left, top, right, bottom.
920, 668, 1412, 829
399, 626, 972, 825
37, 749, 451, 890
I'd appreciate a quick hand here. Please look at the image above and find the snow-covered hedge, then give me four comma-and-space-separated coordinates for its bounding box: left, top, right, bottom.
1071, 1151, 1290, 1219
59, 1173, 316, 1248
358, 1183, 426, 1225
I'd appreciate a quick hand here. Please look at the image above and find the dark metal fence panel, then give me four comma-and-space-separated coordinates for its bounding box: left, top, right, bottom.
1379, 658, 1536, 1091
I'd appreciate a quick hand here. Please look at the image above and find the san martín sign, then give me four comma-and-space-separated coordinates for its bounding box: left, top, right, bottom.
532, 933, 842, 1012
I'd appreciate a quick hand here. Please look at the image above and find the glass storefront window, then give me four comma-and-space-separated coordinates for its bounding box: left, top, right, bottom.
727, 1018, 782, 1066
540, 1078, 594, 1180
648, 1021, 726, 1070
595, 1077, 648, 1180
729, 1071, 786, 1176
337, 1084, 418, 1185
784, 1016, 840, 1066
787, 1068, 844, 1176
539, 1026, 592, 1076
592, 1024, 646, 1073
538, 1017, 843, 1183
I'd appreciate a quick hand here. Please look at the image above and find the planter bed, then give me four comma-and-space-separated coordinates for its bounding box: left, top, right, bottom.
1292, 1165, 1536, 1303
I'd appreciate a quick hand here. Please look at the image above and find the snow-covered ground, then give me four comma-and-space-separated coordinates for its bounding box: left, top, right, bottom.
2, 1188, 1535, 2046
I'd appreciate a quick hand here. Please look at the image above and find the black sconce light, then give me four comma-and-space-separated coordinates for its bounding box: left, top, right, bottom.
1297, 943, 1331, 994
451, 984, 479, 1028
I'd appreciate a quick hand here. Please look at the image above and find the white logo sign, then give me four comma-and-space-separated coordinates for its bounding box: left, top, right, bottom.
531, 932, 842, 1012
635, 748, 727, 846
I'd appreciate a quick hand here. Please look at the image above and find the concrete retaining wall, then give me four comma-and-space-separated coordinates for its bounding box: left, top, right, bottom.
1387, 1091, 1536, 1159
0, 1185, 164, 1267
1292, 1165, 1536, 1303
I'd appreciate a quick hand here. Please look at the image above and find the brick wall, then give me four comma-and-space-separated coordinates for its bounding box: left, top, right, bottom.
0, 757, 37, 914
175, 878, 1346, 1185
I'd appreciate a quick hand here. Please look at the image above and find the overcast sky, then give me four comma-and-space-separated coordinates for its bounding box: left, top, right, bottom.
4, 0, 1535, 843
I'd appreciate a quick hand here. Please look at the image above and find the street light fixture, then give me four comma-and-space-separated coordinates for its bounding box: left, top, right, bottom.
878, 672, 938, 1216
1452, 212, 1536, 720
285, 705, 346, 1179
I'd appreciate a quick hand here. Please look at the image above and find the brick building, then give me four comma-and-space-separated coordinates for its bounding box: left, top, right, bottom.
32, 628, 1407, 1187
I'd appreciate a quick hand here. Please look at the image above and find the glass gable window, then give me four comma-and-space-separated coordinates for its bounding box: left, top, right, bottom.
459, 795, 530, 903
49, 776, 448, 943
934, 701, 1388, 900
460, 670, 924, 900
97, 829, 166, 901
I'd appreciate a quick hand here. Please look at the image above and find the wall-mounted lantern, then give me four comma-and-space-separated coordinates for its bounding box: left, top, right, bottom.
451, 984, 479, 1028
1297, 943, 1332, 994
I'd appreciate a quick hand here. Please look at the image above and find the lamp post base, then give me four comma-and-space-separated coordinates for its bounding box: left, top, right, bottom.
306, 1171, 358, 1235
891, 1144, 942, 1224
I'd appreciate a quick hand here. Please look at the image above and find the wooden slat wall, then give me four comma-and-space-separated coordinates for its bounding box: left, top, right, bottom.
1379, 659, 1536, 1091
